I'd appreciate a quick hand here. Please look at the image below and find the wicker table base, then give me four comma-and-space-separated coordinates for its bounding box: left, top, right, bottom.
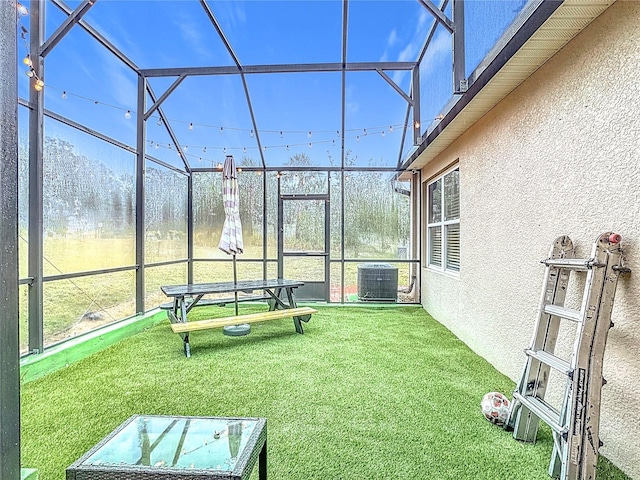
66, 415, 267, 480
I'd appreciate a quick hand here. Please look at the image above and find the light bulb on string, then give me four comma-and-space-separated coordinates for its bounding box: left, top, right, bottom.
243, 147, 247, 153
280, 131, 283, 138
219, 127, 224, 134
154, 143, 159, 150
363, 128, 367, 136
356, 135, 360, 142
23, 55, 32, 66
223, 147, 226, 154
337, 130, 340, 137
188, 123, 193, 130
389, 125, 393, 133
203, 147, 207, 153
414, 121, 420, 129
184, 145, 189, 152
286, 145, 290, 151
157, 119, 162, 126
168, 143, 172, 150
308, 131, 312, 139
61, 91, 67, 99
25, 69, 34, 78
381, 130, 385, 137
308, 142, 312, 148
124, 110, 131, 119
17, 3, 28, 16
250, 130, 254, 138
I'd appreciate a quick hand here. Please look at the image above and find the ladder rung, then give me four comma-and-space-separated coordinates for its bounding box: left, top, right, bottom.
512, 392, 565, 434
543, 304, 583, 323
525, 349, 572, 375
541, 257, 604, 271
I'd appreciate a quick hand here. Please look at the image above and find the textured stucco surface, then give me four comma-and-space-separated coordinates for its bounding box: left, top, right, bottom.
420, 1, 640, 478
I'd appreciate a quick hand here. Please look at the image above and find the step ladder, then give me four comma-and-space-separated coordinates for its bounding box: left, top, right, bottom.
506, 232, 630, 480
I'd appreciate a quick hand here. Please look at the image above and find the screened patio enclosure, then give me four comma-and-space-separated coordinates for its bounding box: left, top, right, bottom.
11, 0, 529, 357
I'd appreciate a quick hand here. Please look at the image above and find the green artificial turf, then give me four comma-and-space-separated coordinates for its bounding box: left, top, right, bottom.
20, 306, 630, 480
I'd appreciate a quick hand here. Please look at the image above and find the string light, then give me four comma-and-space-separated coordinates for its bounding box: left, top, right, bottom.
62, 91, 67, 99
157, 119, 162, 126
17, 4, 45, 92
203, 147, 207, 153
188, 123, 193, 130
184, 145, 189, 152
17, 2, 28, 16
219, 127, 224, 134
250, 130, 254, 138
124, 110, 131, 119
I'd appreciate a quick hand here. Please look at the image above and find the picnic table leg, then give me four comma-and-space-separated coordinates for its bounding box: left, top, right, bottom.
285, 287, 305, 334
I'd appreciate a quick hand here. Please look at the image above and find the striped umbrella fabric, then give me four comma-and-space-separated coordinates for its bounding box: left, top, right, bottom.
218, 155, 244, 255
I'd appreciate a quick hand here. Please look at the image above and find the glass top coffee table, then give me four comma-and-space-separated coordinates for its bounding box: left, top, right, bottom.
66, 414, 267, 480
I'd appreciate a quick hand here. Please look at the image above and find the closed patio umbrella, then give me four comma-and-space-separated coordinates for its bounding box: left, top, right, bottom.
218, 155, 248, 335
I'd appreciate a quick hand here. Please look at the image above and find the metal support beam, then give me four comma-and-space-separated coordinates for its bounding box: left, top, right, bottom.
412, 67, 421, 145
144, 74, 186, 121
135, 74, 146, 313
0, 2, 21, 478
187, 174, 194, 284
452, 0, 466, 93
200, 0, 266, 167
146, 85, 191, 172
50, 0, 139, 72
376, 69, 413, 105
417, 0, 449, 64
28, 0, 45, 354
340, 0, 348, 170
418, 0, 454, 33
40, 0, 96, 58
140, 61, 416, 78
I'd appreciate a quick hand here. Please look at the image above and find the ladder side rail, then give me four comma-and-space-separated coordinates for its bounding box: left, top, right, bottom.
563, 234, 613, 479
510, 236, 575, 441
579, 242, 626, 479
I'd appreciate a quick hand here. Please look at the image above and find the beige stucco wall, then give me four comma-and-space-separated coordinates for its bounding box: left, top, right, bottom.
420, 1, 640, 477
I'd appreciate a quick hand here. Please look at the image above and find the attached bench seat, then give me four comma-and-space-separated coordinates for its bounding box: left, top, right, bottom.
170, 307, 318, 334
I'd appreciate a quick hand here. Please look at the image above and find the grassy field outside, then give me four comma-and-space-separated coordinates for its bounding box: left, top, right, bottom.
20, 306, 629, 480
19, 234, 415, 353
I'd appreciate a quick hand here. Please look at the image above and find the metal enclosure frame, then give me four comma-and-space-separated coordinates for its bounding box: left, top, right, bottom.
18, 0, 466, 356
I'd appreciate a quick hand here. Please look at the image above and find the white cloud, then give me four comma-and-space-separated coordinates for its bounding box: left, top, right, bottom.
419, 29, 450, 78
387, 29, 398, 47
175, 11, 215, 62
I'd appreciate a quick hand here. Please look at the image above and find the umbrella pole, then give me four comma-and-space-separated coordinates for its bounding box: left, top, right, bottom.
233, 254, 239, 316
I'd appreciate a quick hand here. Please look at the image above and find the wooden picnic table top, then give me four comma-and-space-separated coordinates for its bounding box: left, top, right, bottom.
161, 278, 305, 298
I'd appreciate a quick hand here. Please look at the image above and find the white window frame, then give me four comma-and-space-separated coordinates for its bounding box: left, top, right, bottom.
426, 165, 460, 274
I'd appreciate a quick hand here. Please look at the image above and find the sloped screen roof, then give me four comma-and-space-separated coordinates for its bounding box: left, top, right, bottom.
19, 0, 528, 170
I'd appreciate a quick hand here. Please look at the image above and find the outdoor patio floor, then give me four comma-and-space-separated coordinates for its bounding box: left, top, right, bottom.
20, 306, 630, 480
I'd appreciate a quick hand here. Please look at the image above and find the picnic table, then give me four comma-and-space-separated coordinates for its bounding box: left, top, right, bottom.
161, 279, 317, 357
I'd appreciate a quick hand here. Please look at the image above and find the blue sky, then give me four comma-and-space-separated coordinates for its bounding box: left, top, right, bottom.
17, 0, 525, 170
